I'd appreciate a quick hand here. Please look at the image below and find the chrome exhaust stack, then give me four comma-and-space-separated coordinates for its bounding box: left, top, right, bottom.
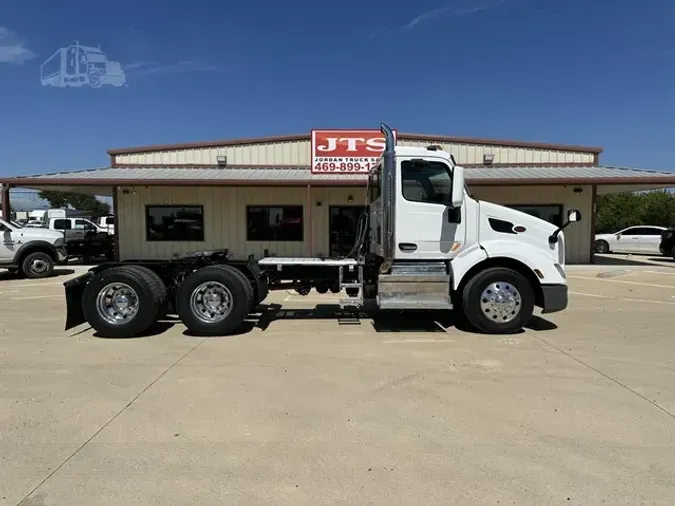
379, 123, 396, 273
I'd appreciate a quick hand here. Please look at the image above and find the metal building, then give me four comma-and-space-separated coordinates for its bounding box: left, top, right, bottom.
3, 130, 675, 264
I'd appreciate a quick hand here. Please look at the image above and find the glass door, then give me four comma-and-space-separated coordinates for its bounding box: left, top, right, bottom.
329, 206, 362, 257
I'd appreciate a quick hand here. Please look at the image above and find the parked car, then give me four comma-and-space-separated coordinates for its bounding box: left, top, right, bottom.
594, 225, 668, 255
96, 215, 115, 236
44, 217, 114, 262
0, 218, 67, 278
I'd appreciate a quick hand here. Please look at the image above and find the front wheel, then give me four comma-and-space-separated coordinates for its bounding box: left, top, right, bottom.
21, 252, 54, 279
594, 240, 610, 254
461, 267, 535, 334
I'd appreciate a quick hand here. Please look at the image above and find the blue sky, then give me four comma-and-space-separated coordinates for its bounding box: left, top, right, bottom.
0, 0, 674, 183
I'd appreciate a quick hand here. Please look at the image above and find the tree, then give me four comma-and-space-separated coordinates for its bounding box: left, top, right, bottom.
38, 190, 110, 216
596, 190, 675, 233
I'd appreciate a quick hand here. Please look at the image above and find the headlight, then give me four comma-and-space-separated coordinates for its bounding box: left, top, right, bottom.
557, 234, 565, 265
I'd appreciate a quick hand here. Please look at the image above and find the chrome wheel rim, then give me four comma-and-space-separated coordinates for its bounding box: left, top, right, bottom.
96, 282, 139, 325
480, 281, 521, 323
30, 258, 49, 274
190, 281, 233, 323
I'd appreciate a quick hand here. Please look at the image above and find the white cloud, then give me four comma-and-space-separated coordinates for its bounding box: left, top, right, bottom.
125, 58, 223, 76
0, 27, 36, 64
404, 0, 509, 29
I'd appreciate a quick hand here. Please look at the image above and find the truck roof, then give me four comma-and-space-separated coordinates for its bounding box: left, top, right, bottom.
394, 145, 454, 162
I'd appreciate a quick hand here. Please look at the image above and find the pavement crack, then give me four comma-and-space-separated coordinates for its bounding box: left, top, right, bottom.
526, 331, 675, 422
16, 338, 207, 506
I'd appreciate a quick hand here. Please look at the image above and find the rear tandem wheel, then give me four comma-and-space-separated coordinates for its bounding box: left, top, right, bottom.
82, 265, 167, 338
177, 264, 254, 336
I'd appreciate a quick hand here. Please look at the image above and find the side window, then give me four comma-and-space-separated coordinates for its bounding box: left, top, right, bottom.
53, 219, 71, 230
401, 160, 452, 204
74, 219, 92, 230
620, 227, 637, 235
635, 227, 662, 236
146, 205, 205, 242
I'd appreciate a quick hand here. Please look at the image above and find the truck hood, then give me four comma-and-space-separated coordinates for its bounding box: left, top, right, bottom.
478, 200, 558, 236
477, 200, 563, 264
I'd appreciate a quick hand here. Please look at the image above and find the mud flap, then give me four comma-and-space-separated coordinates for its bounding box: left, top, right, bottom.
64, 273, 92, 331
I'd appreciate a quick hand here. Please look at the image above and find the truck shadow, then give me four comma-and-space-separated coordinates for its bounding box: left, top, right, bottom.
96, 304, 556, 339
247, 304, 557, 335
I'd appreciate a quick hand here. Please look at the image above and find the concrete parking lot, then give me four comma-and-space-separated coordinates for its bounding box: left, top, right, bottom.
1, 265, 675, 505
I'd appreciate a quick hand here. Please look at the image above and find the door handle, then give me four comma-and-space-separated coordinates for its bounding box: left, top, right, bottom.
398, 243, 417, 252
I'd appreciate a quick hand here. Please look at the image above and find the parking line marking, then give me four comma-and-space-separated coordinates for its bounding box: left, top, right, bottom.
568, 276, 675, 289
5, 281, 66, 288
382, 339, 456, 344
642, 270, 675, 276
570, 291, 675, 305
11, 294, 63, 300
570, 291, 613, 299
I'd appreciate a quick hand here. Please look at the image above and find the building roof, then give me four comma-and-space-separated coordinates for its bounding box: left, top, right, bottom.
4, 164, 675, 187
107, 132, 604, 156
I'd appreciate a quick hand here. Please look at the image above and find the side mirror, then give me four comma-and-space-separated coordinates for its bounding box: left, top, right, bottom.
567, 209, 581, 223
549, 208, 582, 245
451, 165, 464, 208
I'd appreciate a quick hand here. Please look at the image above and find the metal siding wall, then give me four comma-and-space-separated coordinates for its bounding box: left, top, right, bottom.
118, 185, 327, 260
112, 139, 595, 166
117, 185, 372, 261
470, 185, 593, 264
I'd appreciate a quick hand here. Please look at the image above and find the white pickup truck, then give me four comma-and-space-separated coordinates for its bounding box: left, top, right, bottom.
96, 215, 115, 235
0, 218, 67, 278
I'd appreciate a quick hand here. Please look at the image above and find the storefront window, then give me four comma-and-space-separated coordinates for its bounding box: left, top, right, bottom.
507, 204, 563, 227
145, 205, 204, 241
247, 206, 304, 241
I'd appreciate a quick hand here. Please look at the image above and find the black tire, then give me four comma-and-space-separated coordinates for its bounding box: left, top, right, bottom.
21, 251, 54, 279
461, 267, 535, 334
177, 265, 253, 336
82, 265, 167, 338
224, 265, 255, 311
88, 71, 102, 88
594, 240, 610, 254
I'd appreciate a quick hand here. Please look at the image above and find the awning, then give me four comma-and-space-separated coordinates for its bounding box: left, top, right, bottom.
3, 164, 675, 188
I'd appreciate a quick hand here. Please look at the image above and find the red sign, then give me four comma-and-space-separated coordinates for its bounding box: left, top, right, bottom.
311, 129, 397, 174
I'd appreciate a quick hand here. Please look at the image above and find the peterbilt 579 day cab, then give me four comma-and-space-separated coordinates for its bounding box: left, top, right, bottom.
63, 124, 580, 338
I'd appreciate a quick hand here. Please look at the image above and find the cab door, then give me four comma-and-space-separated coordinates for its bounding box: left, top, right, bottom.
394, 157, 465, 260
0, 221, 15, 261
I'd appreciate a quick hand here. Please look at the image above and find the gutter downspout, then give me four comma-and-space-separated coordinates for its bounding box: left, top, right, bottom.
307, 184, 312, 256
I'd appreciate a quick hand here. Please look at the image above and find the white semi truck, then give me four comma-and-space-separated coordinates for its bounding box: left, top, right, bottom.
63, 123, 580, 338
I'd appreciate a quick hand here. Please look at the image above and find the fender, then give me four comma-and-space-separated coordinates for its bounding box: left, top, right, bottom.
450, 243, 488, 290
478, 238, 565, 284
14, 240, 58, 262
